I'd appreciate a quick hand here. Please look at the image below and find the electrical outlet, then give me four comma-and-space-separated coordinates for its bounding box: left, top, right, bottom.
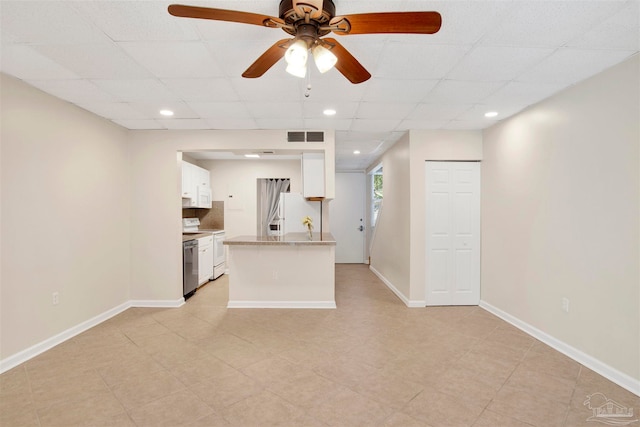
52, 292, 60, 305
561, 297, 569, 313
272, 270, 278, 280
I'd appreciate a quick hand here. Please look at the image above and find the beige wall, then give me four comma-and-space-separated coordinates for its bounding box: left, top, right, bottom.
199, 159, 302, 238
369, 130, 482, 304
482, 55, 639, 381
369, 135, 412, 297
408, 130, 483, 302
128, 130, 335, 302
0, 74, 131, 359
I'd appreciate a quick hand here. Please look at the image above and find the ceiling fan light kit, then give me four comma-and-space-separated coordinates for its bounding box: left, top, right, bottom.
312, 44, 338, 74
284, 39, 308, 66
168, 0, 442, 84
286, 61, 307, 78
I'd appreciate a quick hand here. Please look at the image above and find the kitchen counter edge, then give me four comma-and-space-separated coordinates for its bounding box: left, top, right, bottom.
224, 233, 336, 246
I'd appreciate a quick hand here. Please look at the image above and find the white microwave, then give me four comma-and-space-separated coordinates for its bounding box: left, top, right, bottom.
197, 185, 212, 209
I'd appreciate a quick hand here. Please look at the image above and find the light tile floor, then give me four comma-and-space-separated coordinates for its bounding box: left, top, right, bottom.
1, 264, 638, 426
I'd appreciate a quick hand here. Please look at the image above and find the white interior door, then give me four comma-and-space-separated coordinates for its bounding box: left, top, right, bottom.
330, 172, 365, 263
425, 162, 480, 306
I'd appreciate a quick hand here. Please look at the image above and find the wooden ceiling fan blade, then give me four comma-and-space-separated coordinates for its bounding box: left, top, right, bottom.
323, 38, 371, 84
168, 4, 284, 27
330, 11, 441, 35
242, 39, 292, 78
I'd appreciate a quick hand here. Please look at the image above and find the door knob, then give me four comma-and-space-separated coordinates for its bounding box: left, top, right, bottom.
358, 225, 364, 231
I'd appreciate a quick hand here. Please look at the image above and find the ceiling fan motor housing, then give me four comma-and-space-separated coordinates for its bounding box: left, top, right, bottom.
279, 0, 335, 37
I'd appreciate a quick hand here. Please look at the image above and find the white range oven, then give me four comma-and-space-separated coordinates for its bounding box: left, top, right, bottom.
183, 218, 226, 281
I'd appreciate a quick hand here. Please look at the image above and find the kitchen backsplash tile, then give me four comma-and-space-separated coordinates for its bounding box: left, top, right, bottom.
182, 201, 224, 230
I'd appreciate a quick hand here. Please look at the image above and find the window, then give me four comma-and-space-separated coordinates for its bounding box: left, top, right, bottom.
370, 165, 383, 227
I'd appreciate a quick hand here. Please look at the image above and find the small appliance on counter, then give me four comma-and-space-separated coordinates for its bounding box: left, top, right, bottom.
182, 218, 226, 280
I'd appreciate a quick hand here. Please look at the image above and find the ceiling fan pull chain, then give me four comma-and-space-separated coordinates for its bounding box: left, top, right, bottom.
305, 70, 312, 97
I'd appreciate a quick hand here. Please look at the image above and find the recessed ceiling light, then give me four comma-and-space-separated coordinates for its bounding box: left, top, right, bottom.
484, 111, 498, 118
323, 109, 337, 116
244, 154, 260, 158
353, 150, 360, 155
159, 109, 174, 117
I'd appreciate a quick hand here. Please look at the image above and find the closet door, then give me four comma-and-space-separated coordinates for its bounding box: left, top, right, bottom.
425, 161, 480, 306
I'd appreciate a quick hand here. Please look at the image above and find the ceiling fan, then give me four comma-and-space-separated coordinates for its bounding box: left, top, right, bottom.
168, 0, 442, 84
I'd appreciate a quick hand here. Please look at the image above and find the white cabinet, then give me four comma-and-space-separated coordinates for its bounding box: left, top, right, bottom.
194, 166, 210, 189
197, 236, 214, 285
182, 162, 196, 204
302, 153, 325, 198
182, 161, 211, 208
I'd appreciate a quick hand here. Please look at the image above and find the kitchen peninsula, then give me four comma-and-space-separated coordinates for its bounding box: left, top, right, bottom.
223, 232, 336, 308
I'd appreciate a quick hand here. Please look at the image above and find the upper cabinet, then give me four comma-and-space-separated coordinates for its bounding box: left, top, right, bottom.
182, 161, 211, 209
302, 153, 325, 198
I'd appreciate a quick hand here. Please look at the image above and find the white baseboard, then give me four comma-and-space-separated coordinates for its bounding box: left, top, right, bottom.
369, 265, 425, 308
0, 298, 189, 374
479, 300, 640, 397
130, 298, 185, 308
227, 300, 336, 309
0, 301, 131, 374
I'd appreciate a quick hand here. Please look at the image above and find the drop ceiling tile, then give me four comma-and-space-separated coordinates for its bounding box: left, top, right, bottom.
32, 43, 152, 79
129, 101, 199, 119
187, 101, 251, 119
397, 120, 448, 131
231, 75, 303, 102
111, 119, 164, 130
408, 103, 473, 121
195, 19, 280, 41
329, 38, 387, 76
483, 81, 567, 108
185, 1, 275, 14
356, 102, 416, 120
74, 102, 147, 120
337, 139, 383, 151
296, 73, 370, 102
118, 41, 225, 78
1, 1, 112, 44
2, 0, 638, 173
336, 159, 368, 171
207, 37, 286, 77
160, 119, 212, 130
205, 118, 258, 129
566, 1, 640, 50
403, 1, 516, 45
361, 78, 439, 103
26, 79, 118, 103
447, 46, 555, 82
303, 118, 353, 131
246, 101, 304, 119
480, 1, 625, 48
517, 48, 636, 85
72, 1, 199, 42
91, 79, 180, 102
376, 42, 471, 80
255, 118, 304, 129
425, 80, 504, 104
337, 130, 384, 142
337, 1, 404, 15
444, 120, 494, 130
0, 45, 78, 80
454, 104, 523, 122
161, 78, 241, 102
302, 102, 360, 119
350, 119, 402, 133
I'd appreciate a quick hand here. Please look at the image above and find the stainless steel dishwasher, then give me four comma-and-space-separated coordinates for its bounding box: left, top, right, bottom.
183, 239, 198, 299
